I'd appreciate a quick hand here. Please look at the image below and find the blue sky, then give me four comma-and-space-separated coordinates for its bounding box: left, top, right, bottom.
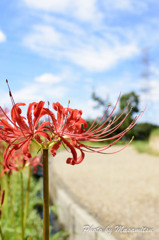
0, 0, 159, 124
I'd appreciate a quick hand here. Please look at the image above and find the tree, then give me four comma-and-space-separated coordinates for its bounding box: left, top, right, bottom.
91, 90, 158, 140
91, 91, 140, 139
119, 91, 139, 116
116, 92, 139, 139
92, 92, 110, 109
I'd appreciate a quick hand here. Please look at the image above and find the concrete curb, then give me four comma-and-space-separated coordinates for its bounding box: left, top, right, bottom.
49, 174, 117, 240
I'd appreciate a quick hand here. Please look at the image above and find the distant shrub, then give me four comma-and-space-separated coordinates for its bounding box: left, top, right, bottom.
149, 128, 159, 138
135, 123, 158, 140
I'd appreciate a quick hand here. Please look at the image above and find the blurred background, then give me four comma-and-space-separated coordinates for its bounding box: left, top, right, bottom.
0, 0, 159, 128
1, 2, 159, 240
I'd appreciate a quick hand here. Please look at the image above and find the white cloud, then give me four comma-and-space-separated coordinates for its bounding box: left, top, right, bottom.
150, 65, 159, 77
140, 79, 159, 103
41, 16, 85, 36
77, 95, 122, 120
102, 0, 148, 13
13, 84, 44, 103
91, 85, 123, 108
71, 98, 103, 120
66, 43, 138, 71
106, 0, 133, 11
0, 83, 68, 121
23, 24, 138, 72
139, 78, 159, 124
85, 78, 93, 83
43, 86, 68, 100
35, 73, 62, 84
93, 85, 110, 99
0, 91, 11, 106
13, 83, 68, 103
0, 30, 6, 42
24, 0, 69, 12
72, 0, 102, 22
23, 25, 61, 55
23, 0, 102, 22
81, 99, 103, 119
140, 64, 159, 104
8, 74, 68, 105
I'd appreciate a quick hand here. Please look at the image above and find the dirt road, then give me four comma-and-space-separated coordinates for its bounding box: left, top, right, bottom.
51, 145, 159, 240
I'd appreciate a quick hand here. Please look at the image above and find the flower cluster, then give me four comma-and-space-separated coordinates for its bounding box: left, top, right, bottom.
0, 90, 144, 171
0, 149, 42, 175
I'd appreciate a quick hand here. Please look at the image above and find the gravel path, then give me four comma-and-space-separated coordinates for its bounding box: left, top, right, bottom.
51, 146, 159, 240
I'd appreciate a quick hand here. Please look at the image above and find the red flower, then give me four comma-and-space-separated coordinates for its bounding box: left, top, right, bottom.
1, 148, 43, 175
46, 98, 145, 165
0, 89, 144, 169
0, 101, 50, 170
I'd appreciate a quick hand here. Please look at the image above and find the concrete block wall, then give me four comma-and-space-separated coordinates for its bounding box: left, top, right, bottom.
49, 175, 117, 240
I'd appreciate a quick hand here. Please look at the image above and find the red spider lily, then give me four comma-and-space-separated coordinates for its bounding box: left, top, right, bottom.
45, 98, 145, 165
0, 83, 144, 169
0, 99, 50, 170
1, 149, 43, 175
1, 150, 28, 174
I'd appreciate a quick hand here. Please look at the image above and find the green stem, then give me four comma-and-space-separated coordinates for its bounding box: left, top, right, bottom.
7, 175, 17, 235
43, 149, 49, 240
31, 138, 42, 149
0, 221, 4, 240
24, 165, 31, 234
20, 172, 24, 240
6, 175, 9, 220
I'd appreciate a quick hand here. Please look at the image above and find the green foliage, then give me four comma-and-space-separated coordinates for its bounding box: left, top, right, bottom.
50, 231, 69, 240
119, 91, 139, 114
0, 171, 43, 240
115, 92, 139, 140
132, 140, 159, 156
135, 123, 158, 140
91, 90, 159, 141
0, 166, 69, 240
149, 128, 159, 138
50, 205, 61, 217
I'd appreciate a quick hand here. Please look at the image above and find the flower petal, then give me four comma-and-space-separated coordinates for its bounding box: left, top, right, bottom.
50, 141, 61, 157
60, 136, 77, 163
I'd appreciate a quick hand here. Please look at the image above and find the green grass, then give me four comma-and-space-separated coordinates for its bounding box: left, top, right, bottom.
0, 143, 69, 240
150, 128, 159, 138
132, 140, 159, 156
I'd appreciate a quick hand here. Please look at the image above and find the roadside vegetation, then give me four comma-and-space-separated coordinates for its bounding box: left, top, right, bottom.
86, 91, 159, 157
